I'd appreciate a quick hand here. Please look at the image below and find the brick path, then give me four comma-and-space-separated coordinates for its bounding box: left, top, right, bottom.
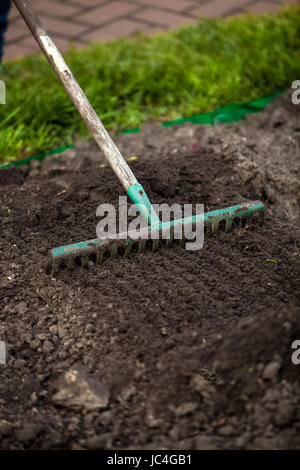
4, 0, 299, 61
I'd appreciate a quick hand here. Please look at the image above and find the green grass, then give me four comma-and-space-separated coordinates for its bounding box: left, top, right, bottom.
0, 5, 300, 163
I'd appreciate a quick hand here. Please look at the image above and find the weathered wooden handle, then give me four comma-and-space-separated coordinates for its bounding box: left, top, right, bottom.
13, 0, 138, 191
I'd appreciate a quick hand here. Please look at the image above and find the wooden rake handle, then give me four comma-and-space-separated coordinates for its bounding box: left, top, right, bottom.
13, 0, 138, 191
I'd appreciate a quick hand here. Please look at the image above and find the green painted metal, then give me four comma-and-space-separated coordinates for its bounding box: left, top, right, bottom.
126, 183, 160, 225
50, 200, 264, 268
161, 90, 285, 127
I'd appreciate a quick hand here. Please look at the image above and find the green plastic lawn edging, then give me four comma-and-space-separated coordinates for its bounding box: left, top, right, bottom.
0, 145, 75, 170
0, 89, 285, 170
161, 89, 285, 127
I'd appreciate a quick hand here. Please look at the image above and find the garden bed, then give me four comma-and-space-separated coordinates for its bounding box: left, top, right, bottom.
0, 92, 299, 449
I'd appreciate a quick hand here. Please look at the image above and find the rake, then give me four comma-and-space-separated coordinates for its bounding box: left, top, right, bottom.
14, 0, 264, 273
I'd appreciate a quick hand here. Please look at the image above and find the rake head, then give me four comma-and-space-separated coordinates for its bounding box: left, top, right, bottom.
49, 201, 264, 274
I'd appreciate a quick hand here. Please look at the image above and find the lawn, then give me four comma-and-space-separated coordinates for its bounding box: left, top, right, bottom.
0, 4, 300, 163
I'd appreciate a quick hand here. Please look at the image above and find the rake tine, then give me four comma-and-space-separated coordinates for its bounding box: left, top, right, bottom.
110, 243, 118, 258
81, 256, 89, 268
124, 239, 133, 257
225, 218, 232, 232
152, 239, 160, 251
138, 239, 146, 253
166, 228, 174, 248
49, 202, 265, 272
211, 221, 219, 233
96, 246, 105, 264
66, 258, 77, 271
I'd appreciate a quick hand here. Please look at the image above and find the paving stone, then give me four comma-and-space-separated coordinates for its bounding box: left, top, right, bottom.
82, 18, 152, 42
246, 2, 281, 13
133, 8, 196, 27
72, 1, 140, 25
3, 43, 35, 61
135, 0, 198, 12
4, 21, 29, 44
70, 0, 112, 6
7, 3, 21, 23
191, 0, 251, 17
40, 16, 89, 37
16, 36, 40, 51
268, 0, 299, 4
29, 0, 84, 18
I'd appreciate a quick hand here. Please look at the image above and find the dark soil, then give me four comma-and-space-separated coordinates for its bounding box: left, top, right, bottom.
0, 92, 299, 450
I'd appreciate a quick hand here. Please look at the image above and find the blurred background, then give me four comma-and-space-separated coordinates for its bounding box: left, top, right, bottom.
4, 0, 299, 60
0, 0, 299, 162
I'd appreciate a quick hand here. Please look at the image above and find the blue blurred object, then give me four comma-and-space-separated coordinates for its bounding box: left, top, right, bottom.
0, 0, 11, 63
